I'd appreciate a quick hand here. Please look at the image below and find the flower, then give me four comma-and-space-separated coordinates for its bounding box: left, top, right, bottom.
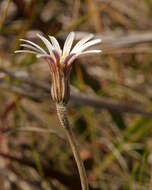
15, 32, 102, 104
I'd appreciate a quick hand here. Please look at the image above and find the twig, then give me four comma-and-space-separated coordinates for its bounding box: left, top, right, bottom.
18, 127, 65, 139
0, 79, 47, 102
0, 0, 11, 31
0, 68, 152, 117
70, 89, 152, 118
74, 31, 152, 50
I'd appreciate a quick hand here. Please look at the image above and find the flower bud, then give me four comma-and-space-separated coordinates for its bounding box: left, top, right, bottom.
47, 57, 71, 104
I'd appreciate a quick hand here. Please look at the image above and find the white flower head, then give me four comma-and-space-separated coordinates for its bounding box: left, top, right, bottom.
15, 32, 102, 104
15, 32, 102, 66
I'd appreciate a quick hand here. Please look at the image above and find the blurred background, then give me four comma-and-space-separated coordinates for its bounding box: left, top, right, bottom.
1, 0, 152, 189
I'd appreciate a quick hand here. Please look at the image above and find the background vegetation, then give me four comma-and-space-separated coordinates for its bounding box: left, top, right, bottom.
1, 0, 152, 189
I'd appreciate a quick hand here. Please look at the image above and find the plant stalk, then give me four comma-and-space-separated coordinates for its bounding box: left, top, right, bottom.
56, 103, 89, 190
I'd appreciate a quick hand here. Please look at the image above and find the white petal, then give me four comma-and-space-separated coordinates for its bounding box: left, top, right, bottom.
37, 34, 56, 62
63, 32, 75, 56
71, 34, 94, 54
20, 44, 42, 53
72, 39, 101, 54
49, 36, 62, 55
14, 50, 37, 54
20, 39, 46, 54
37, 34, 54, 53
36, 54, 51, 58
67, 50, 101, 66
77, 50, 102, 56
67, 54, 78, 66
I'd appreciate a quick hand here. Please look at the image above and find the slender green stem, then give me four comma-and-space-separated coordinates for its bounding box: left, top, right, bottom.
0, 0, 11, 31
56, 103, 89, 190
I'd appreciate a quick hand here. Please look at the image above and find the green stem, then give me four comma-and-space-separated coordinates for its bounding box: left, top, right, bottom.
0, 0, 11, 32
56, 103, 89, 190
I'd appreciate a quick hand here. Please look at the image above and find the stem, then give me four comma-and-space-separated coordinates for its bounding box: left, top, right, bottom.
56, 103, 89, 190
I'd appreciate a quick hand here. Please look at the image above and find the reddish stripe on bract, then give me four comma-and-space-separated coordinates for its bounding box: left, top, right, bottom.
53, 50, 60, 65
63, 54, 75, 65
